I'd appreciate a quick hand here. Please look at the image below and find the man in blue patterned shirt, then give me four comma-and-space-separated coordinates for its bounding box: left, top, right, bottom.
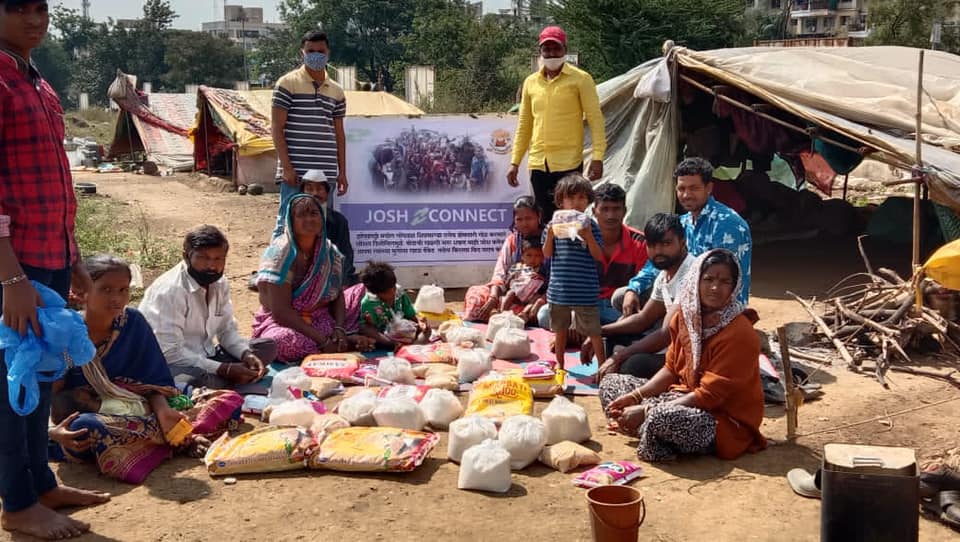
623, 157, 752, 306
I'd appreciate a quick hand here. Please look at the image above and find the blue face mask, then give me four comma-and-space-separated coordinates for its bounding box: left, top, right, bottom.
304, 52, 328, 71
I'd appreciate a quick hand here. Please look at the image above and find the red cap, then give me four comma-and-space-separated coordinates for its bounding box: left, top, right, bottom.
538, 26, 567, 46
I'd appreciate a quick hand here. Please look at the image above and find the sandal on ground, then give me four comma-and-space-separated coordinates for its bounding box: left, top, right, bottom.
921, 490, 960, 531
921, 466, 960, 498
787, 468, 821, 499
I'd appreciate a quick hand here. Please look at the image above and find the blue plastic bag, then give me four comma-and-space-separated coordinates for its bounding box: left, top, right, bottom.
0, 281, 96, 415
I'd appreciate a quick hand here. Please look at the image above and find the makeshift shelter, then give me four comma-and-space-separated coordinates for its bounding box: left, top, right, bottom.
192, 86, 425, 187
595, 46, 960, 253
107, 71, 197, 171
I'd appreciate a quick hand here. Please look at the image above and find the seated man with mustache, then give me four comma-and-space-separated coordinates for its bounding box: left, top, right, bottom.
586, 213, 696, 381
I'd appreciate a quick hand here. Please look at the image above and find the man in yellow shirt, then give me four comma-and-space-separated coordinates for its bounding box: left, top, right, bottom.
507, 25, 607, 220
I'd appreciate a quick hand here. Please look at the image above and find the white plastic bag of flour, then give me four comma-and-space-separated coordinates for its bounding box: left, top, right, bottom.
377, 356, 416, 385
541, 396, 592, 445
338, 389, 378, 426
458, 439, 513, 493
491, 328, 532, 360
270, 367, 314, 404
414, 284, 446, 314
498, 414, 547, 470
420, 388, 464, 429
268, 398, 319, 428
443, 326, 486, 347
456, 348, 492, 383
448, 415, 499, 463
372, 397, 425, 430
485, 312, 525, 342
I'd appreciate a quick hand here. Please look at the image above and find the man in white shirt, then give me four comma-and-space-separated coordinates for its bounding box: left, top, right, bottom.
140, 225, 276, 389
588, 213, 695, 380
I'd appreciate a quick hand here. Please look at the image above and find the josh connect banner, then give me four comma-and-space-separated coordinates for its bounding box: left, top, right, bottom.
337, 116, 526, 266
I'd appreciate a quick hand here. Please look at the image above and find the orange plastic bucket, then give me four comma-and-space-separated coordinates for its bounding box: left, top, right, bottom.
586, 485, 645, 542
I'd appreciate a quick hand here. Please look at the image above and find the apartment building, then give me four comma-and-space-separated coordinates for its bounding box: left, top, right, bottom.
201, 4, 286, 52
748, 0, 871, 38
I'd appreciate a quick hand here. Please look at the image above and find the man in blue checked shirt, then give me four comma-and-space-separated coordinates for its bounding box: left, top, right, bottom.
622, 157, 752, 310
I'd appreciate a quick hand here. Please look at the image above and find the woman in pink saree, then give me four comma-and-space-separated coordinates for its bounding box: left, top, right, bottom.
253, 194, 370, 362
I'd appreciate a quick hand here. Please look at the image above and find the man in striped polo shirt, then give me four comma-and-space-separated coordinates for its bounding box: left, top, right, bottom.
271, 31, 348, 238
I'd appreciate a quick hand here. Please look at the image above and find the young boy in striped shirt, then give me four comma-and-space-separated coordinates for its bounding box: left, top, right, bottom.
543, 174, 605, 370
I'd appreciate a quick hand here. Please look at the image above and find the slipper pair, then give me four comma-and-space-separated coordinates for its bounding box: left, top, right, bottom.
921, 467, 960, 531
921, 465, 960, 497
922, 490, 960, 531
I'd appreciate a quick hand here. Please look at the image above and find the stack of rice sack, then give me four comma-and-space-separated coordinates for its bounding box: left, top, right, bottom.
452, 375, 599, 493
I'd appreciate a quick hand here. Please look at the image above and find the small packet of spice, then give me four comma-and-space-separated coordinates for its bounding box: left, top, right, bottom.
572, 461, 645, 488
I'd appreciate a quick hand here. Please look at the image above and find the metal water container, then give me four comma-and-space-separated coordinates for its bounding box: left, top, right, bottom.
821, 444, 919, 542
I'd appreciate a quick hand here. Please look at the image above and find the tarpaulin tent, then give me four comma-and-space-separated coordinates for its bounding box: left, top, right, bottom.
594, 46, 960, 239
107, 71, 197, 171
192, 86, 425, 187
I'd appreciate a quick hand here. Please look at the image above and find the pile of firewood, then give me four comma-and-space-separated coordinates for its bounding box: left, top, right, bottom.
787, 244, 960, 386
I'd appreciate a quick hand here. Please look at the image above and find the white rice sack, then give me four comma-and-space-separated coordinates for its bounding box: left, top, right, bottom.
485, 312, 525, 342
491, 328, 532, 360
377, 356, 415, 385
268, 398, 319, 428
270, 367, 314, 404
444, 326, 486, 347
372, 397, 425, 430
420, 388, 464, 429
498, 414, 547, 470
448, 415, 499, 463
456, 348, 492, 383
338, 389, 378, 426
414, 284, 446, 314
541, 396, 592, 445
458, 439, 513, 493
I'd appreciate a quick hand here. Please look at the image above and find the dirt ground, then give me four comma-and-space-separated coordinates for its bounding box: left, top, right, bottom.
9, 172, 959, 542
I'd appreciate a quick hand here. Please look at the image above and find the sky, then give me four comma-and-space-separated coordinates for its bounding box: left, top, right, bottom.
52, 1, 513, 31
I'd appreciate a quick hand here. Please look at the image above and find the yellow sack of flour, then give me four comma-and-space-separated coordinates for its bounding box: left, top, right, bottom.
464, 373, 533, 425
307, 426, 439, 472
204, 426, 312, 476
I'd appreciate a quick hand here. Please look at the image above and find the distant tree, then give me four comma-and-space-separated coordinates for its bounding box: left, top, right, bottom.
429, 15, 535, 112
867, 0, 959, 54
140, 0, 178, 32
50, 5, 98, 58
163, 31, 245, 90
402, 0, 474, 69
250, 27, 302, 85
739, 7, 789, 45
549, 0, 746, 81
265, 0, 414, 91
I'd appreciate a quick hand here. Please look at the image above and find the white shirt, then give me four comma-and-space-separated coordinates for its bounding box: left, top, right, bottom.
650, 253, 696, 312
139, 261, 249, 374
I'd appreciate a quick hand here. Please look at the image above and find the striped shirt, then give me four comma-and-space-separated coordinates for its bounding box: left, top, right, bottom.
273, 66, 346, 180
546, 220, 603, 306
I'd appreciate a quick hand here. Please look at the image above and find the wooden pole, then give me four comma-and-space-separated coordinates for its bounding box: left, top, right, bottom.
913, 50, 924, 270
778, 326, 798, 440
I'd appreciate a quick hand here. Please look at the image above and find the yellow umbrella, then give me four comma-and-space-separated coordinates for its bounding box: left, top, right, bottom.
923, 239, 960, 291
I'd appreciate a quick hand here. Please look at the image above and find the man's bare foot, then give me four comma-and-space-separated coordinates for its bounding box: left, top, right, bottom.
40, 485, 111, 510
1, 503, 90, 540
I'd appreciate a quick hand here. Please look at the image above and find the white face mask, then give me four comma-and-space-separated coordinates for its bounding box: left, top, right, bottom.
541, 56, 564, 71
